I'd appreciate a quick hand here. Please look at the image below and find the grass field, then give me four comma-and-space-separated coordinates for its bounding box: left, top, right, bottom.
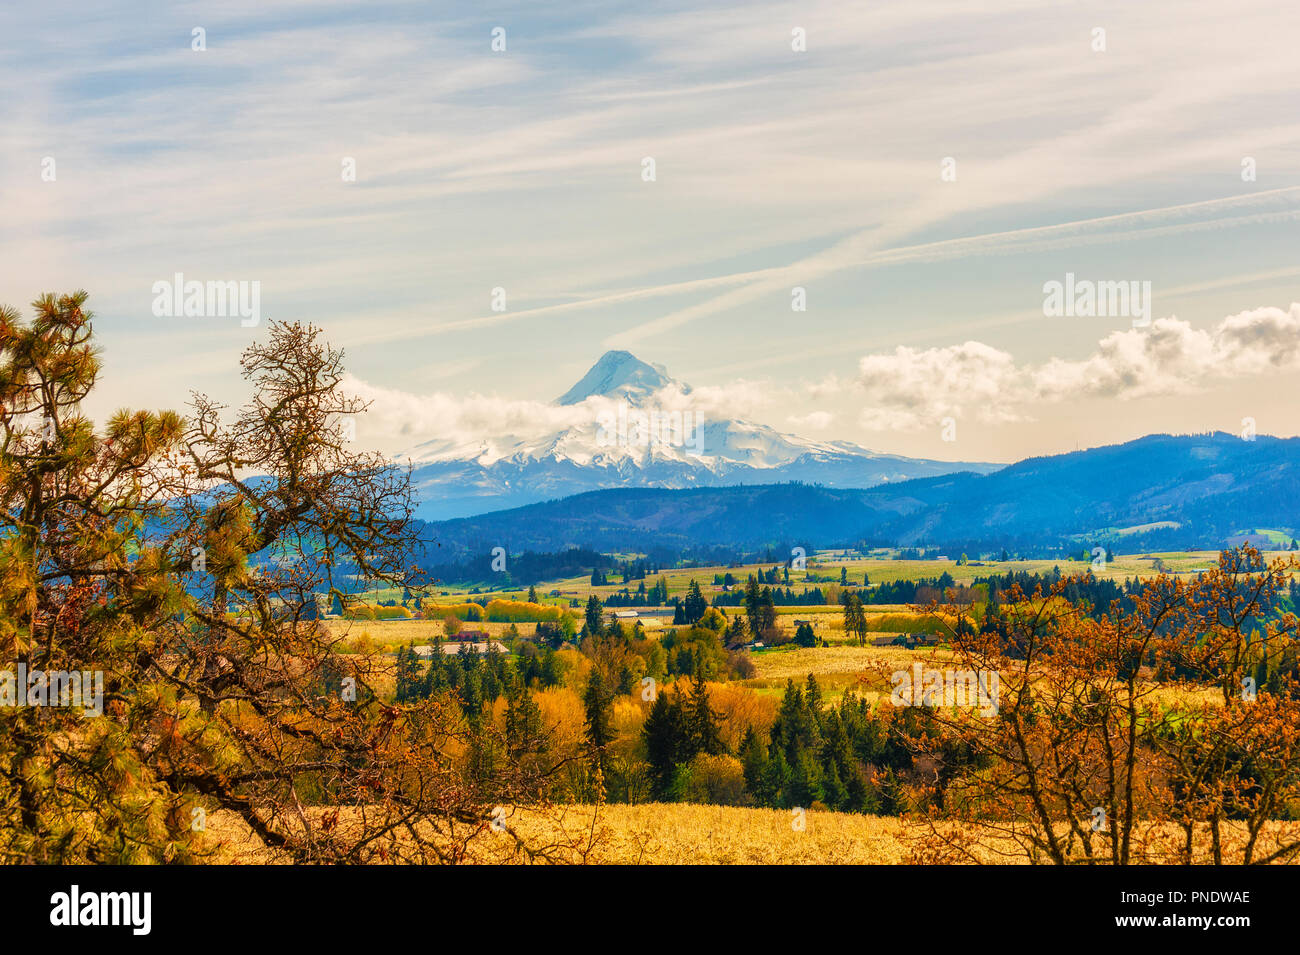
204, 802, 1300, 864
324, 617, 529, 650
359, 549, 1296, 608
742, 643, 941, 700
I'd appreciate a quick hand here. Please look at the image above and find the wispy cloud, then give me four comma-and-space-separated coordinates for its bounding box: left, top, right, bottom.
0, 0, 1296, 463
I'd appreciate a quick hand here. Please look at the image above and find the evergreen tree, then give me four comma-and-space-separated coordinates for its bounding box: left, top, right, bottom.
642, 690, 687, 798
790, 750, 823, 808
842, 593, 867, 646
763, 748, 792, 807
875, 767, 906, 815
460, 669, 483, 721
743, 575, 763, 637
395, 642, 426, 703
822, 759, 847, 809
739, 726, 768, 801
727, 613, 749, 646
617, 663, 637, 696
505, 679, 544, 758
659, 576, 671, 604
423, 638, 446, 696
685, 662, 724, 756
540, 646, 562, 686
804, 673, 824, 716
584, 594, 604, 636
682, 579, 708, 624
757, 586, 776, 637
583, 669, 615, 776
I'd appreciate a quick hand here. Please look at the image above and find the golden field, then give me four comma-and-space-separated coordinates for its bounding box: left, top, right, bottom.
373, 548, 1300, 608
201, 803, 914, 864
202, 802, 1300, 864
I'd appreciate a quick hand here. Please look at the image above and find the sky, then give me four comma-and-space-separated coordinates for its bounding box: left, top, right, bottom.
1, 0, 1298, 465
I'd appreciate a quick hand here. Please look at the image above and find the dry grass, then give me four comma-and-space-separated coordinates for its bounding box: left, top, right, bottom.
324, 618, 527, 649
204, 802, 1300, 864
202, 803, 917, 864
750, 644, 946, 681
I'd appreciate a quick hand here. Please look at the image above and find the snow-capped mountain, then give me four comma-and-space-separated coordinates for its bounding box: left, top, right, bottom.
405, 351, 1002, 520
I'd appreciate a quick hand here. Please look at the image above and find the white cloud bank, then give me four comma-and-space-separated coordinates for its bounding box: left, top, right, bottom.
849, 303, 1300, 430
341, 373, 777, 460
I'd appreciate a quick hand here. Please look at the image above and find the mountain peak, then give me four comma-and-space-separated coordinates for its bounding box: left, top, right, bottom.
556, 350, 681, 405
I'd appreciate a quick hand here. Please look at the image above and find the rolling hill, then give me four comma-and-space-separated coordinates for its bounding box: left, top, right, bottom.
418, 431, 1300, 556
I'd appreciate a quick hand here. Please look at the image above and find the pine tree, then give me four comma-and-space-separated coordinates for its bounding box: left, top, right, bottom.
763, 748, 792, 807
527, 584, 538, 603
583, 669, 615, 776
395, 642, 426, 703
790, 750, 824, 807
460, 669, 483, 721
743, 575, 763, 637
505, 679, 544, 758
739, 726, 769, 803
686, 662, 724, 756
875, 767, 906, 815
617, 663, 637, 695
842, 593, 867, 646
683, 579, 708, 624
759, 587, 776, 636
423, 638, 446, 696
804, 673, 824, 718
822, 759, 847, 809
727, 613, 749, 647
540, 646, 562, 686
584, 594, 603, 636
642, 690, 687, 798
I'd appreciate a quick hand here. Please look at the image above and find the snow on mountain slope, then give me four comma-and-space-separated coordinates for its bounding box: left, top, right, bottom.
556, 349, 679, 406
405, 351, 1002, 520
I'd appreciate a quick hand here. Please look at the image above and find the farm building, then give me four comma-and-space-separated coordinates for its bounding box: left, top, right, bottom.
614, 608, 667, 625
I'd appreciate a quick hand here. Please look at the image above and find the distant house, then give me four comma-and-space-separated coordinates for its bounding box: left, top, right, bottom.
889, 632, 942, 649
615, 609, 665, 624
